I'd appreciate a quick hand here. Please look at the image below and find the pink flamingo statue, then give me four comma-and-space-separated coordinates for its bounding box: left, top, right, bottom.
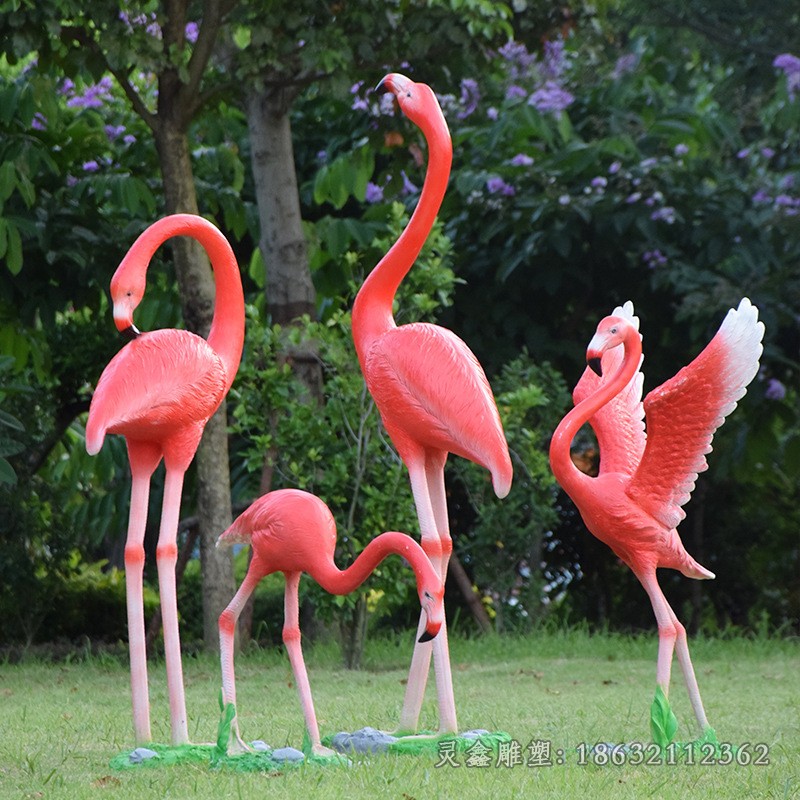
352, 73, 512, 734
216, 488, 445, 756
549, 298, 764, 735
86, 214, 245, 746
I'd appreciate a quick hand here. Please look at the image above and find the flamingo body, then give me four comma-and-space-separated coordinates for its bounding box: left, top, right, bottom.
216, 489, 444, 756
85, 214, 244, 746
86, 329, 226, 456
352, 73, 511, 734
363, 322, 511, 494
550, 298, 764, 735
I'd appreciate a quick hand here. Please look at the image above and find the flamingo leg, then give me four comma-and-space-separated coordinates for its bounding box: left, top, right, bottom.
156, 466, 189, 745
219, 563, 263, 753
638, 570, 710, 732
124, 440, 162, 745
398, 455, 458, 734
283, 572, 335, 756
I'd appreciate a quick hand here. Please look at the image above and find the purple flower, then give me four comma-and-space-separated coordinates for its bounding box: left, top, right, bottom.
650, 206, 676, 224
365, 182, 383, 204
506, 84, 527, 100
544, 40, 566, 79
486, 176, 515, 196
487, 107, 498, 121
752, 190, 771, 204
511, 153, 534, 167
591, 176, 607, 189
67, 77, 114, 110
775, 194, 796, 206
401, 171, 418, 195
608, 161, 621, 174
780, 174, 795, 189
774, 53, 800, 97
499, 40, 536, 79
761, 147, 775, 159
737, 148, 751, 159
765, 378, 786, 400
626, 192, 642, 204
82, 160, 99, 172
558, 194, 570, 205
674, 143, 689, 156
59, 78, 75, 95
185, 22, 199, 43
105, 124, 125, 140
458, 78, 480, 119
123, 134, 136, 146
640, 157, 658, 170
643, 249, 668, 268
528, 81, 574, 113
612, 53, 638, 79
32, 112, 47, 130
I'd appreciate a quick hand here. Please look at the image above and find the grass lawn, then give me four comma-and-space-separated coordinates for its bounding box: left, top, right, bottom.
0, 631, 797, 799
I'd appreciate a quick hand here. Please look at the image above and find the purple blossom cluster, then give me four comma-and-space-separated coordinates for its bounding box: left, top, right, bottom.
642, 249, 667, 269
458, 78, 480, 119
486, 176, 516, 197
765, 378, 787, 401
61, 76, 114, 109
528, 81, 574, 114
773, 53, 800, 99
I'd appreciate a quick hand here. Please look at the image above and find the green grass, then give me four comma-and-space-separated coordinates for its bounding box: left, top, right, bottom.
0, 631, 798, 799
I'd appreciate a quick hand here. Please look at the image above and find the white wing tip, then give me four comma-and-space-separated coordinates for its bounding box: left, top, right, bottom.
719, 297, 765, 389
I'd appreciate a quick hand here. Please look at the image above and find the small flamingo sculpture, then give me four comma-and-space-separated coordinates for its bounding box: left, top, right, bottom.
550, 298, 764, 736
86, 214, 245, 746
216, 489, 444, 756
352, 73, 512, 734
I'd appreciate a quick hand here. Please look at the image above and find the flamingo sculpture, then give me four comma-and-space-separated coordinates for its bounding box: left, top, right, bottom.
86, 214, 245, 746
216, 488, 444, 756
549, 298, 764, 735
352, 73, 512, 734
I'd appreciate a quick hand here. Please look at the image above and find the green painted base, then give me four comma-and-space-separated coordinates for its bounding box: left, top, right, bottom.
321, 729, 513, 757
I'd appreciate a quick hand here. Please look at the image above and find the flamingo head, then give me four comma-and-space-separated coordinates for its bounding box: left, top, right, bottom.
109, 263, 145, 339
377, 72, 443, 129
586, 314, 632, 377
417, 584, 444, 643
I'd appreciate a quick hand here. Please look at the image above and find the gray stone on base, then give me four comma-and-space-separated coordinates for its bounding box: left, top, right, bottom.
129, 747, 159, 764
250, 740, 271, 752
271, 746, 305, 763
331, 726, 399, 754
460, 729, 491, 739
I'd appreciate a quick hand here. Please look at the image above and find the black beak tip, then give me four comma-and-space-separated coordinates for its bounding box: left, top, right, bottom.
121, 324, 142, 342
418, 630, 436, 643
375, 76, 390, 94
588, 357, 602, 377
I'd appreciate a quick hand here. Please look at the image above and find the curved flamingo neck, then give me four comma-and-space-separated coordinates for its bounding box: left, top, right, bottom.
352, 106, 452, 363
309, 531, 437, 597
120, 214, 245, 391
550, 328, 643, 501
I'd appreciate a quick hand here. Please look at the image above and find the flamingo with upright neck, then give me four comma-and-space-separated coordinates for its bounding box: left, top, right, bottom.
216, 489, 444, 756
352, 73, 512, 734
550, 298, 763, 736
86, 214, 245, 746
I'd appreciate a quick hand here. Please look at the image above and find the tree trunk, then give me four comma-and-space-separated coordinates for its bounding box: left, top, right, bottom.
154, 122, 236, 654
448, 550, 492, 633
246, 86, 323, 400
242, 84, 325, 645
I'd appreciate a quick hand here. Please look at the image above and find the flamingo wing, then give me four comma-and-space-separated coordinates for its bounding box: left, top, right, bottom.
365, 323, 510, 477
626, 298, 764, 530
573, 301, 646, 476
86, 329, 226, 453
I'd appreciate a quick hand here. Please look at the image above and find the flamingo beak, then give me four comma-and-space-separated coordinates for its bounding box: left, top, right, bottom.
113, 300, 141, 339
418, 619, 441, 643
417, 590, 443, 642
588, 355, 602, 377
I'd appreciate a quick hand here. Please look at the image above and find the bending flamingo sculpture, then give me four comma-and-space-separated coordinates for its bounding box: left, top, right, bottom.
549, 298, 764, 736
86, 214, 245, 746
216, 489, 445, 756
352, 73, 512, 734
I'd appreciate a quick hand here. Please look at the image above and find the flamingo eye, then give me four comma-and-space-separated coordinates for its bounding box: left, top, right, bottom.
423, 590, 433, 601
610, 326, 618, 334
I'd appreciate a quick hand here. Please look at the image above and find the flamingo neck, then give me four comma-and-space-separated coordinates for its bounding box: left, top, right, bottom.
549, 328, 643, 501
309, 531, 437, 597
121, 215, 245, 391
352, 109, 452, 364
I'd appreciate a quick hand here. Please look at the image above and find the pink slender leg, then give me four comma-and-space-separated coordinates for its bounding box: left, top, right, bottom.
219, 565, 263, 753
156, 466, 189, 745
125, 440, 161, 745
283, 572, 335, 756
398, 456, 458, 734
639, 571, 710, 730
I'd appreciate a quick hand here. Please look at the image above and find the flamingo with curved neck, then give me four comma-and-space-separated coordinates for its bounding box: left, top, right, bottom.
216, 489, 444, 756
550, 299, 763, 736
86, 214, 244, 746
352, 73, 512, 734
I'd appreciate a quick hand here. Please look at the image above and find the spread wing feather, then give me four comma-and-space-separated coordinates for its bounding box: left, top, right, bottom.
626, 299, 763, 530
